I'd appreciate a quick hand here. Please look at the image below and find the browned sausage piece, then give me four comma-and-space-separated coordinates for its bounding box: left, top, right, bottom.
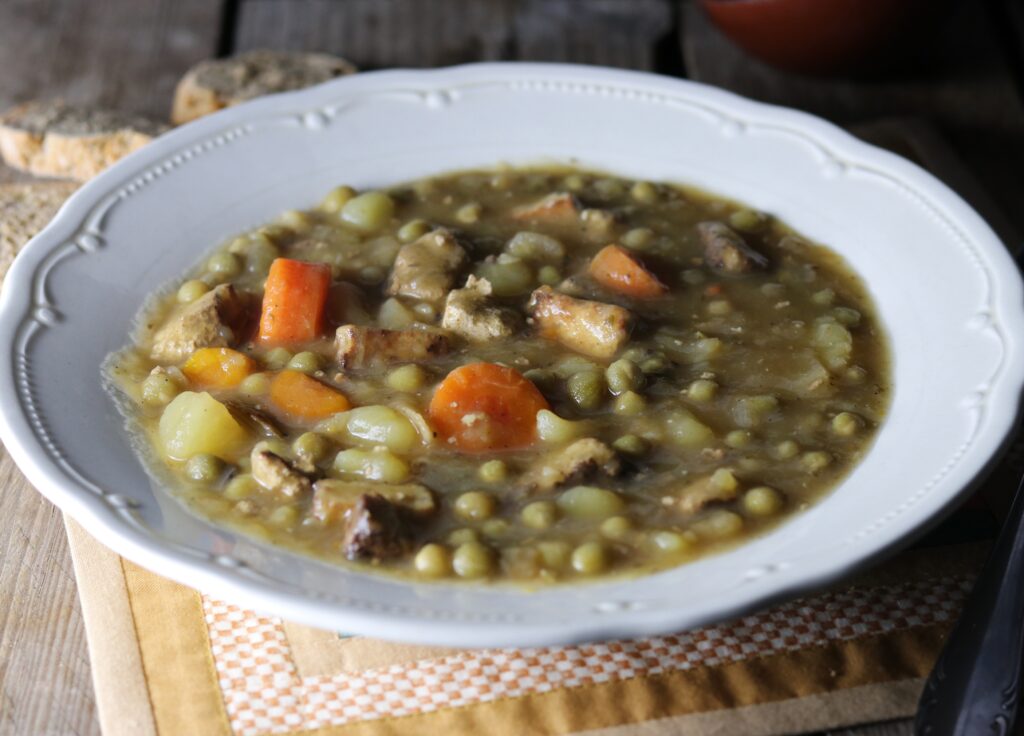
385, 228, 467, 303
526, 285, 632, 359
441, 275, 520, 342
697, 221, 768, 275
335, 324, 452, 368
150, 284, 250, 362
519, 438, 622, 495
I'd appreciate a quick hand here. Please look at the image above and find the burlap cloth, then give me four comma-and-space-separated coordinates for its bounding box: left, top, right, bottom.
64, 514, 987, 736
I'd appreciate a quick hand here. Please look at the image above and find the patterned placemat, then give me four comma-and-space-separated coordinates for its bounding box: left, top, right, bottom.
66, 517, 987, 736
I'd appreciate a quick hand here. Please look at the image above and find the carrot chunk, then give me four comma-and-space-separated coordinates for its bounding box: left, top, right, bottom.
182, 347, 257, 388
269, 370, 350, 422
428, 362, 550, 452
258, 258, 332, 345
588, 244, 668, 299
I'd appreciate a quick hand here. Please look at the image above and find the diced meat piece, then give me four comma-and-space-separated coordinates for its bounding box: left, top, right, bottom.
670, 470, 739, 514
150, 284, 249, 362
441, 276, 520, 342
335, 324, 451, 368
312, 479, 436, 523
251, 446, 314, 497
697, 222, 769, 275
342, 494, 414, 560
385, 228, 467, 302
527, 285, 632, 359
520, 438, 622, 495
511, 192, 580, 222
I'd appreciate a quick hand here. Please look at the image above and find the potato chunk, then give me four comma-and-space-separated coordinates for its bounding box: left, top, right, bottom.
159, 391, 249, 460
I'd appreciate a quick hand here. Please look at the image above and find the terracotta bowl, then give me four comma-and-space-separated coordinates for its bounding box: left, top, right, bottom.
700, 0, 945, 76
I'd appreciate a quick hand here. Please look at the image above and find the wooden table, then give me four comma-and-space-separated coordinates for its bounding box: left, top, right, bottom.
1, 2, 1022, 734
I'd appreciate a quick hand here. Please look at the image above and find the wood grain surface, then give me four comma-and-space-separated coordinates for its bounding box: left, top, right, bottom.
1, 1, 1023, 734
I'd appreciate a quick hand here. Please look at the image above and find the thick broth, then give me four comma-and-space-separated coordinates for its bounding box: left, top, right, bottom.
107, 166, 890, 585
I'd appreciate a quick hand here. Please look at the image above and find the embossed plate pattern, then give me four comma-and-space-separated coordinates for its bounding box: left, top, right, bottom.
0, 64, 1021, 647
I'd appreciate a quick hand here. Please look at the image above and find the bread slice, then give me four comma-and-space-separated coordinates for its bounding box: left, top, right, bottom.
0, 101, 167, 181
0, 180, 78, 284
172, 49, 357, 125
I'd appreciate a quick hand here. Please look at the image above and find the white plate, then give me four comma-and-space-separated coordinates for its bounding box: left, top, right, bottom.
0, 64, 1021, 648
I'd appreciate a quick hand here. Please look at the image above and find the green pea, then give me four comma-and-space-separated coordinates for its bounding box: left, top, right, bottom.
567, 371, 606, 410
177, 279, 209, 304
287, 351, 321, 373
630, 181, 658, 204
454, 491, 496, 521
651, 530, 693, 554
622, 227, 655, 250
562, 174, 586, 192
452, 541, 493, 578
398, 219, 431, 243
600, 516, 632, 540
743, 486, 784, 516
386, 364, 426, 392
279, 209, 311, 232
832, 306, 862, 327
728, 208, 766, 232
725, 430, 752, 448
612, 434, 649, 457
186, 453, 225, 483
640, 355, 670, 374
223, 474, 258, 500
244, 237, 280, 276
707, 299, 732, 316
264, 347, 293, 370
606, 359, 644, 395
812, 288, 835, 306
207, 251, 241, 280
478, 459, 508, 483
686, 379, 717, 403
455, 202, 482, 224
775, 440, 800, 459
414, 544, 450, 578
321, 185, 356, 213
571, 542, 609, 574
831, 412, 860, 437
238, 372, 271, 397
537, 265, 562, 285
141, 369, 184, 406
801, 451, 832, 473
521, 500, 557, 530
293, 432, 331, 464
614, 391, 646, 415
341, 191, 395, 231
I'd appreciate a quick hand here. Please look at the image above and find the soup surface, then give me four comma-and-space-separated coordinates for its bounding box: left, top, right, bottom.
107, 166, 890, 585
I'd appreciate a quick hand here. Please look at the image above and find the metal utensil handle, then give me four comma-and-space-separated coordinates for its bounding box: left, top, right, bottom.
915, 473, 1024, 735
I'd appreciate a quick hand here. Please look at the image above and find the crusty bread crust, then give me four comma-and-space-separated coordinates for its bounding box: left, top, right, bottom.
171, 50, 357, 125
0, 101, 165, 181
0, 180, 78, 285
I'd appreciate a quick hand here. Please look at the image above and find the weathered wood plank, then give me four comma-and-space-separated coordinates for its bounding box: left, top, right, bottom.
0, 2, 225, 733
235, 0, 671, 71
0, 448, 98, 736
680, 0, 1024, 243
0, 0, 226, 121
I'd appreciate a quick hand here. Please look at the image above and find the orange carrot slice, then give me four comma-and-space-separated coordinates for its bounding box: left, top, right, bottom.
428, 362, 550, 452
588, 244, 668, 299
258, 258, 332, 345
182, 347, 258, 388
269, 370, 350, 422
